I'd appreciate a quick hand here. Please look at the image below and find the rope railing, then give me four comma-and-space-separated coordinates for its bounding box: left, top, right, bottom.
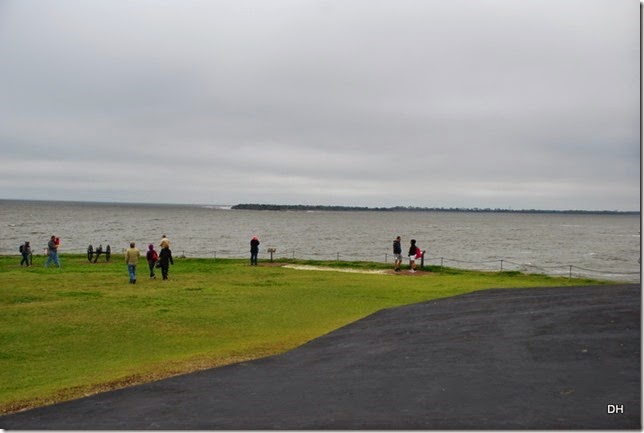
191, 250, 640, 282
421, 256, 640, 281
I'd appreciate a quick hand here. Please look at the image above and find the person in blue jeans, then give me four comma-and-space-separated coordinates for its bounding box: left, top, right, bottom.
45, 235, 60, 268
125, 242, 140, 284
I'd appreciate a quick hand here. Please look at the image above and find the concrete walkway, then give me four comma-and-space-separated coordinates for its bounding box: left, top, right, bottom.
1, 284, 640, 429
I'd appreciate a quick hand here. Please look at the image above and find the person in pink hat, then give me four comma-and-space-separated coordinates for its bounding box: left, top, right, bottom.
146, 244, 159, 279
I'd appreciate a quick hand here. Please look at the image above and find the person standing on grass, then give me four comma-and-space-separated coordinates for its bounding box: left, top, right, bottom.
393, 236, 402, 272
250, 236, 260, 266
20, 241, 32, 267
125, 242, 140, 284
159, 245, 174, 280
408, 239, 421, 273
45, 235, 60, 268
146, 244, 158, 279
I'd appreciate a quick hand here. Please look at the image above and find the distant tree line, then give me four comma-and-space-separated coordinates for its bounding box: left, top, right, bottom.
231, 204, 639, 215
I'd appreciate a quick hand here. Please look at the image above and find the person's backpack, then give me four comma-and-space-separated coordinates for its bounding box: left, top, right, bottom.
415, 246, 423, 259
19, 244, 23, 253
151, 251, 158, 262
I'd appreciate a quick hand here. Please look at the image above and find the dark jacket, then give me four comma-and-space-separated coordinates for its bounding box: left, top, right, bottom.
393, 240, 402, 255
250, 239, 260, 253
159, 247, 174, 267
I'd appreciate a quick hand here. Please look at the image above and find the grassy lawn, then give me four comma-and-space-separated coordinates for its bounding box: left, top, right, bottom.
0, 254, 607, 414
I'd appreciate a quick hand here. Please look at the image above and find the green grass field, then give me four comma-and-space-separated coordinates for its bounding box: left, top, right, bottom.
0, 254, 607, 414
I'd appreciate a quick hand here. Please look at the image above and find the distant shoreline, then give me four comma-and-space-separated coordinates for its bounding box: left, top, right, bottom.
0, 199, 638, 215
232, 203, 640, 215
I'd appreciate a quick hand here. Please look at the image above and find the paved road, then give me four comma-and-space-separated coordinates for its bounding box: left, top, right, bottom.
1, 284, 640, 429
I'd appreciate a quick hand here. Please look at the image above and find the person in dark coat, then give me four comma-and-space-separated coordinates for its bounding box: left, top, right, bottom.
392, 236, 402, 272
250, 236, 260, 266
159, 246, 174, 280
20, 241, 32, 267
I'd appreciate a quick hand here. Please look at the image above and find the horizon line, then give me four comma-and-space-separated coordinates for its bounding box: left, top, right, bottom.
0, 198, 639, 214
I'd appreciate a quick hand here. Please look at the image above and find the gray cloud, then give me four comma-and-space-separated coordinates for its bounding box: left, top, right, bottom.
0, 0, 639, 210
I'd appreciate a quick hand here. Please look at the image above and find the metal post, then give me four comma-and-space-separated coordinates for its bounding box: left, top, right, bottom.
569, 265, 573, 279
337, 252, 340, 261
440, 257, 444, 272
500, 260, 503, 272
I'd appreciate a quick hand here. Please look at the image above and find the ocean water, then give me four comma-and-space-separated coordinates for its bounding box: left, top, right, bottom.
1, 200, 640, 282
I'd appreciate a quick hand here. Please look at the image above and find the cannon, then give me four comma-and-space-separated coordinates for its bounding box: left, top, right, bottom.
87, 244, 111, 262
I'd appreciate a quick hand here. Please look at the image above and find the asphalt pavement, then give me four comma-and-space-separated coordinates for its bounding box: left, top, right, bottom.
1, 284, 640, 429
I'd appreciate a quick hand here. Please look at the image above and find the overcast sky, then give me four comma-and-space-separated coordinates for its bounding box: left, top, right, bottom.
0, 0, 639, 210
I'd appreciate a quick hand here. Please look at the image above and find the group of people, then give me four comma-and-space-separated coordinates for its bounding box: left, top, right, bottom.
247, 234, 424, 273
21, 233, 175, 284
125, 234, 174, 284
392, 236, 424, 273
18, 235, 61, 268
25, 233, 423, 278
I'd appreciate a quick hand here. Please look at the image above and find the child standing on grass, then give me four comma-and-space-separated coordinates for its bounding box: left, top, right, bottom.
146, 244, 158, 279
